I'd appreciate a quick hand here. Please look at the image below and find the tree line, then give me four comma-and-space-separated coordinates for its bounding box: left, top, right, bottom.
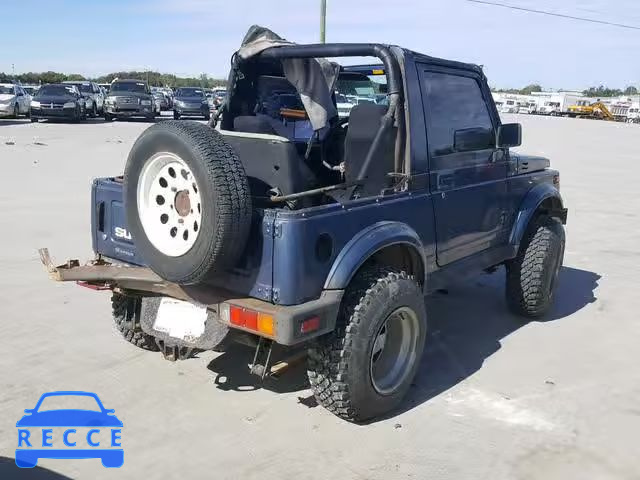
493, 83, 639, 97
0, 71, 226, 88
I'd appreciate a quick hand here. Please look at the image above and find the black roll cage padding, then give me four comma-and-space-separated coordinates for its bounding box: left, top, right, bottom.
258, 43, 402, 96
258, 44, 405, 186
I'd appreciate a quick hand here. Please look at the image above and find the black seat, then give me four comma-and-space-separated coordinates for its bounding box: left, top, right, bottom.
222, 132, 317, 197
233, 115, 277, 135
343, 103, 396, 196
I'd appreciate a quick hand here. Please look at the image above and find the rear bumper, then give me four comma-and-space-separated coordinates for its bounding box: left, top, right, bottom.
39, 249, 342, 346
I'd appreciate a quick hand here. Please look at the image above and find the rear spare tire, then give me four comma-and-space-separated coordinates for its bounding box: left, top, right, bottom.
124, 120, 251, 284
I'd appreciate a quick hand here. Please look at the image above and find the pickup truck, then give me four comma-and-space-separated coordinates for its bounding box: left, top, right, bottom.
41, 33, 567, 423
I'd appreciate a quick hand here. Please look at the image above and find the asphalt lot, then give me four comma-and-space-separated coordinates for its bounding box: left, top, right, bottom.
0, 113, 639, 480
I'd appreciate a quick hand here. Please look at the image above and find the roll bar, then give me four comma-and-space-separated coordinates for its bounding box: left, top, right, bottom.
260, 44, 405, 187
258, 43, 403, 96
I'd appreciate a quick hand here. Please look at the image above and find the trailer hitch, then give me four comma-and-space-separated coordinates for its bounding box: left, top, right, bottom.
155, 339, 196, 362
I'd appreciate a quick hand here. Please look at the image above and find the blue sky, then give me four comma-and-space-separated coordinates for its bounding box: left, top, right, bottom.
3, 0, 640, 89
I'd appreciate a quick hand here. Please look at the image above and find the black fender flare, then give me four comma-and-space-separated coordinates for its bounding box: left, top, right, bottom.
323, 221, 426, 291
509, 182, 566, 249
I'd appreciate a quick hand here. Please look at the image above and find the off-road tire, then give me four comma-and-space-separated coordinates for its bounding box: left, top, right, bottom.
13, 103, 19, 118
124, 120, 252, 285
91, 102, 98, 118
506, 215, 565, 318
111, 293, 159, 351
104, 112, 114, 121
173, 111, 180, 120
307, 266, 427, 422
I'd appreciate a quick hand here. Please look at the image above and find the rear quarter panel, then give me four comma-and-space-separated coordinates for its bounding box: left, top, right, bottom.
272, 192, 435, 305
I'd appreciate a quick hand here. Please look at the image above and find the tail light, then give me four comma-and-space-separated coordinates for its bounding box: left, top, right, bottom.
219, 303, 275, 337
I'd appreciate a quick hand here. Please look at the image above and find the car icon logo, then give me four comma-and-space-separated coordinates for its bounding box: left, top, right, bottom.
15, 391, 123, 468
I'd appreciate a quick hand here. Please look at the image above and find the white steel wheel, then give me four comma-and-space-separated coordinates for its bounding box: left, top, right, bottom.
137, 152, 202, 257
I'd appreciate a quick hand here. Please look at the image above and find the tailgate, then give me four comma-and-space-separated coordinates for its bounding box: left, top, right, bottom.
92, 177, 145, 265
91, 176, 276, 301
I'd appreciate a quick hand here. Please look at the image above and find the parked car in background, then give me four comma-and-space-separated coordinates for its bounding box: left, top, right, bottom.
173, 87, 210, 120
63, 81, 104, 117
160, 87, 174, 108
22, 85, 39, 96
336, 93, 354, 118
0, 83, 31, 118
104, 79, 157, 121
153, 91, 168, 112
30, 84, 87, 122
210, 89, 227, 111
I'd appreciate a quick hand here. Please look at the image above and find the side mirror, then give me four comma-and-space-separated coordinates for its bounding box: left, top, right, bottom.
17, 91, 23, 96
104, 409, 115, 414
497, 123, 522, 148
24, 409, 34, 414
453, 127, 495, 152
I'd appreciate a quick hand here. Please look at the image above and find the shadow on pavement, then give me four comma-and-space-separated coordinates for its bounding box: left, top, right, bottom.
0, 456, 73, 480
207, 343, 310, 394
392, 265, 600, 419
206, 266, 600, 419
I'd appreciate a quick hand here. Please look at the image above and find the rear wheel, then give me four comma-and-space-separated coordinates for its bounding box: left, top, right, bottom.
104, 112, 114, 121
13, 103, 19, 118
111, 293, 159, 350
506, 216, 565, 318
308, 266, 427, 422
91, 102, 98, 118
173, 111, 180, 120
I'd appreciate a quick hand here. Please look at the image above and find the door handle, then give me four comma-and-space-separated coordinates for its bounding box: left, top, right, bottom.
438, 174, 454, 189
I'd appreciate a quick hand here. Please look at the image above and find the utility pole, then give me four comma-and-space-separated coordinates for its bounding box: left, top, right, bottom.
320, 0, 326, 43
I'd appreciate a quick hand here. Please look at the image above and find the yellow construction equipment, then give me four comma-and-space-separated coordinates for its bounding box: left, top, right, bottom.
568, 101, 614, 120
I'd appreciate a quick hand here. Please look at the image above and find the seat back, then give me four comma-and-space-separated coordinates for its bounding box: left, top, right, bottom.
233, 115, 277, 135
343, 103, 396, 196
220, 130, 316, 197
